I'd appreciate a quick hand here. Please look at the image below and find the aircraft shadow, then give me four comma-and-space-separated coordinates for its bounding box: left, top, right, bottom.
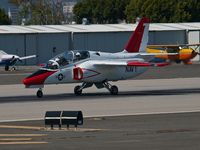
0, 88, 200, 103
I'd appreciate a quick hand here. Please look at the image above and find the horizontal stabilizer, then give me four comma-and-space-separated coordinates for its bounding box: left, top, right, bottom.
139, 53, 178, 56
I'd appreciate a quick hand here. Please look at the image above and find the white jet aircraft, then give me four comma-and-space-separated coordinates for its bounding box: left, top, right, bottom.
0, 50, 36, 71
23, 18, 170, 98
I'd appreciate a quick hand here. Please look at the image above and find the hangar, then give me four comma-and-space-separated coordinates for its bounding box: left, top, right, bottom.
0, 22, 199, 65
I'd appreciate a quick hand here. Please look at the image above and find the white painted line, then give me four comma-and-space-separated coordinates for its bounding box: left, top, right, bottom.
0, 110, 200, 123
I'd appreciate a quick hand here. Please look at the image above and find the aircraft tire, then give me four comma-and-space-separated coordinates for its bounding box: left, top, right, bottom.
11, 67, 16, 71
110, 85, 118, 95
37, 90, 43, 98
74, 86, 82, 96
5, 66, 9, 71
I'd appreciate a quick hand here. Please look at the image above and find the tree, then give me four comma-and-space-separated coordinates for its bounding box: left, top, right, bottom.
73, 0, 129, 24
10, 0, 65, 25
125, 0, 200, 23
0, 8, 11, 25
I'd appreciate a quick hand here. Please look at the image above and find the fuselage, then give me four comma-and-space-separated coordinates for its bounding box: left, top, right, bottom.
0, 54, 19, 66
146, 47, 197, 63
23, 50, 150, 88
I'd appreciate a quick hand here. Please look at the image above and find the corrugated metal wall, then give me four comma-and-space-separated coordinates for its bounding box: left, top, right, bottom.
0, 34, 25, 57
73, 30, 186, 52
0, 29, 198, 65
0, 32, 71, 65
36, 33, 71, 63
73, 32, 132, 52
149, 30, 186, 44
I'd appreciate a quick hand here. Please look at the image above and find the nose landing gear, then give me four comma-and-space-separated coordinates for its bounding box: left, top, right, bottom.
37, 88, 43, 98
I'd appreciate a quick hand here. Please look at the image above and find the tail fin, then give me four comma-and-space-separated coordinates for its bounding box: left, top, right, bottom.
124, 17, 150, 53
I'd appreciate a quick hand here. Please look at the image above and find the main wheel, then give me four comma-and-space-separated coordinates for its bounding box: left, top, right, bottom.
110, 85, 118, 95
37, 90, 43, 98
74, 86, 82, 96
11, 67, 16, 71
5, 66, 9, 71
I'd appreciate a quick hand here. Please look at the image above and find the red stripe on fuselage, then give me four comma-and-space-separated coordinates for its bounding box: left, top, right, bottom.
23, 70, 56, 86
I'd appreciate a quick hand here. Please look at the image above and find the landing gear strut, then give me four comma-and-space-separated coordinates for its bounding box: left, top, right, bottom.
4, 66, 16, 71
74, 82, 119, 96
103, 82, 118, 95
37, 88, 43, 98
74, 83, 93, 96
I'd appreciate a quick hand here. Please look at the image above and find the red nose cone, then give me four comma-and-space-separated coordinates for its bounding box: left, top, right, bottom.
23, 78, 31, 86
23, 70, 56, 86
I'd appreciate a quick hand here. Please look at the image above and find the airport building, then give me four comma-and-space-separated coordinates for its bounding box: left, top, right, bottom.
0, 22, 200, 65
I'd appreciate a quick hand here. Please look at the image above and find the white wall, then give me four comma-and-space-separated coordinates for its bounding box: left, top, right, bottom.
188, 31, 200, 61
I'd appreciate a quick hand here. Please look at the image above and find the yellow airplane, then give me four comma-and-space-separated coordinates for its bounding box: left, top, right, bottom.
147, 44, 200, 64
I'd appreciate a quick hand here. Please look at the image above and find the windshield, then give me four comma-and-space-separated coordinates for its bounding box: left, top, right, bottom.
44, 50, 90, 70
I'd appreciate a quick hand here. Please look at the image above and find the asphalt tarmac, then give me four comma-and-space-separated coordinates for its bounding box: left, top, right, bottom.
0, 112, 200, 150
1, 63, 200, 84
0, 64, 200, 149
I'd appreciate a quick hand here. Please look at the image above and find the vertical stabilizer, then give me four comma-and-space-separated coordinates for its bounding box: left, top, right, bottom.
124, 17, 150, 53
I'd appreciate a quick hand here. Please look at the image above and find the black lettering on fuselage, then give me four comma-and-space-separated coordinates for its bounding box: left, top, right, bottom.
125, 66, 137, 72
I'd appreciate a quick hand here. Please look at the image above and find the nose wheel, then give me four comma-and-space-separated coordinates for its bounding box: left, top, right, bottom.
37, 89, 43, 98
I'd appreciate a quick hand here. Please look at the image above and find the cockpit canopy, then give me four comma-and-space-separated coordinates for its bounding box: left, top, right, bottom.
44, 50, 90, 70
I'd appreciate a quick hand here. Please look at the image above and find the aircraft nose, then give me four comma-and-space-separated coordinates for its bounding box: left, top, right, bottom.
23, 70, 56, 86
23, 77, 39, 86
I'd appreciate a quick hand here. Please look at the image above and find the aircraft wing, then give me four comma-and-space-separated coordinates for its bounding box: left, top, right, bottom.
0, 50, 8, 55
93, 60, 169, 67
19, 55, 36, 60
148, 43, 200, 48
140, 53, 178, 56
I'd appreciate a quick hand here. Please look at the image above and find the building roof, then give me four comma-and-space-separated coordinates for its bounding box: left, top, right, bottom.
0, 22, 200, 34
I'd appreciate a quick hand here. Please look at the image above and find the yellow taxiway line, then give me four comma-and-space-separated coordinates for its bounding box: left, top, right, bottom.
0, 141, 48, 145
0, 134, 47, 137
0, 138, 32, 141
0, 125, 42, 130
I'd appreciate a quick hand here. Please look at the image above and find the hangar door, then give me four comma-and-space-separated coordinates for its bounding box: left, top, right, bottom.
73, 32, 132, 53
25, 34, 37, 65
36, 33, 71, 64
0, 34, 25, 58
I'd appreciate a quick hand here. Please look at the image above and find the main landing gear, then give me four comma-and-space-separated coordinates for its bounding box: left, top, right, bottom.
5, 66, 9, 71
5, 66, 16, 71
102, 82, 118, 95
74, 81, 118, 96
37, 88, 43, 98
74, 82, 93, 96
35, 82, 118, 98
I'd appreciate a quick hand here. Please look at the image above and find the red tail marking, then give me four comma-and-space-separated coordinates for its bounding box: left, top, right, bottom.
124, 17, 150, 53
